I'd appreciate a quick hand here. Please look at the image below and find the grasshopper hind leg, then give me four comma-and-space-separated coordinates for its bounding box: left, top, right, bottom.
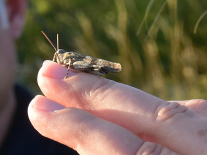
73, 61, 106, 76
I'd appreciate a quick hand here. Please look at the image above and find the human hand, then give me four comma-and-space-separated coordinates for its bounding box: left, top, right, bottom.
28, 60, 207, 155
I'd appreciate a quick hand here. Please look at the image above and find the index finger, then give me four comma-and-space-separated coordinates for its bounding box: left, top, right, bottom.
38, 61, 207, 155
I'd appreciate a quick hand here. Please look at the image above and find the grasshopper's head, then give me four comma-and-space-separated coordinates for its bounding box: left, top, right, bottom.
53, 49, 68, 65
42, 32, 73, 67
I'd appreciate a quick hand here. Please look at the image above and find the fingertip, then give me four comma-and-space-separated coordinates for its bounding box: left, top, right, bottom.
29, 95, 66, 112
39, 60, 78, 79
28, 95, 67, 137
39, 60, 66, 79
28, 95, 44, 115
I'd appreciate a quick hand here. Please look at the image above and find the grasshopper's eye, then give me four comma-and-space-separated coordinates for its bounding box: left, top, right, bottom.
57, 49, 65, 54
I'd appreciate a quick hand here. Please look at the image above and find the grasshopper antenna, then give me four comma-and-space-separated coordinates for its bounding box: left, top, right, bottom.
57, 34, 59, 50
41, 31, 57, 51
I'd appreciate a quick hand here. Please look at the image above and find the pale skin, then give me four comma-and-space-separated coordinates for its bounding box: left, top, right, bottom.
1, 0, 207, 154
28, 61, 207, 155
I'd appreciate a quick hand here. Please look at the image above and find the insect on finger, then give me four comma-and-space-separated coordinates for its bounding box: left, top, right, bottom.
41, 31, 122, 78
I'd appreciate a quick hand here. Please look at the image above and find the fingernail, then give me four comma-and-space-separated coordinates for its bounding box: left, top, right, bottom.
32, 95, 66, 112
41, 60, 78, 79
42, 60, 51, 67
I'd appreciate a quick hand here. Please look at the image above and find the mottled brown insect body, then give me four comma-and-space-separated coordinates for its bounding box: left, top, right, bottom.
42, 31, 122, 78
55, 49, 121, 76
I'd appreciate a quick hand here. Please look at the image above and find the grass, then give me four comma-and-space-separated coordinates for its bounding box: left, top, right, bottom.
17, 0, 207, 100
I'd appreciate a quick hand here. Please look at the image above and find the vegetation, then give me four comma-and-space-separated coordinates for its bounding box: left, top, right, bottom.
16, 0, 207, 100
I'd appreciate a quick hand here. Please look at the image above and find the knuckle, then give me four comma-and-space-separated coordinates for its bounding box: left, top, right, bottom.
155, 102, 188, 122
136, 142, 162, 155
85, 78, 114, 102
187, 99, 207, 115
196, 100, 207, 115
136, 142, 175, 155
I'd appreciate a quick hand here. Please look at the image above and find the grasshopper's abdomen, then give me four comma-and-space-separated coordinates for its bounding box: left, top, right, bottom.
102, 61, 122, 73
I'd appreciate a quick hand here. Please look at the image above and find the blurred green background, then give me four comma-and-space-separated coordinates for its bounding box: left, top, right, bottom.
16, 0, 207, 100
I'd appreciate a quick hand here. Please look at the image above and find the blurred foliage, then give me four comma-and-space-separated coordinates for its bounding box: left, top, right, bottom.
16, 0, 207, 100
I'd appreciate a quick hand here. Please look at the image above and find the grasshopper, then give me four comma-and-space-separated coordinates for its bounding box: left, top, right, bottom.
41, 31, 122, 78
